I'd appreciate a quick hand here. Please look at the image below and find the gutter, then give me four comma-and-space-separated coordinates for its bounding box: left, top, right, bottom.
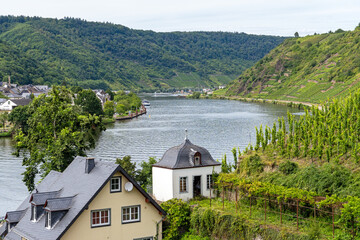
155, 215, 166, 240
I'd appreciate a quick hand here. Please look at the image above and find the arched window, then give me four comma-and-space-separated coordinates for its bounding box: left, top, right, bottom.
194, 152, 201, 166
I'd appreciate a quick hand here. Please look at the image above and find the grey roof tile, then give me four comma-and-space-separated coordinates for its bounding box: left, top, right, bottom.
44, 196, 74, 211
30, 190, 60, 205
5, 210, 26, 223
153, 138, 221, 169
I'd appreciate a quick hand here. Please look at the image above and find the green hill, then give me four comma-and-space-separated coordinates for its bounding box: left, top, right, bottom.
0, 16, 285, 90
226, 26, 360, 103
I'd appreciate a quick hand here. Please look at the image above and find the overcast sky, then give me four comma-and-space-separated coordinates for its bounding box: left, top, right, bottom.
1, 0, 359, 36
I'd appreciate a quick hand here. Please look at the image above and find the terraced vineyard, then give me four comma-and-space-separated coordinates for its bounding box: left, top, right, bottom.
226, 26, 360, 103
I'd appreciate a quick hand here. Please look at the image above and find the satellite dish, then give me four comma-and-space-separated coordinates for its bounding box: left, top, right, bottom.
124, 182, 133, 192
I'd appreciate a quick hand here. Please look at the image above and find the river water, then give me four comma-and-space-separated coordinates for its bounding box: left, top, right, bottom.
0, 95, 301, 216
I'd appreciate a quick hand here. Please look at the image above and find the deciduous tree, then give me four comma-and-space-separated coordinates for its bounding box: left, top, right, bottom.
14, 86, 105, 191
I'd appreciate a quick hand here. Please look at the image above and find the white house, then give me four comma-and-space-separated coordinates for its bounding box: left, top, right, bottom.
152, 133, 221, 202
0, 99, 32, 111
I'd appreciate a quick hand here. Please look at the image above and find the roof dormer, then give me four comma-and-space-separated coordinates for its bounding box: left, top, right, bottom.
29, 190, 60, 222
5, 209, 26, 232
44, 196, 74, 229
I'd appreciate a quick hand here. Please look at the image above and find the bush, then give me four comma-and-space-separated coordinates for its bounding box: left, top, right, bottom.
161, 199, 191, 240
279, 160, 298, 175
240, 154, 264, 176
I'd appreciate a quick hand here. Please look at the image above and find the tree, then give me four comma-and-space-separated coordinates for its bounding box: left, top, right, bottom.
0, 112, 8, 130
115, 156, 136, 178
294, 32, 299, 38
136, 157, 157, 191
74, 89, 103, 116
8, 105, 30, 133
103, 100, 115, 118
13, 86, 105, 191
105, 89, 115, 100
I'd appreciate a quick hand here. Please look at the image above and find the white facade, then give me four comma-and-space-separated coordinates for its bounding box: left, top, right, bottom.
153, 165, 221, 202
0, 100, 16, 111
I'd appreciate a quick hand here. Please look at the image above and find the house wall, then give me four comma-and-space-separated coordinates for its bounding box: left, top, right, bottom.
152, 167, 173, 202
172, 165, 221, 201
0, 100, 16, 111
61, 172, 163, 240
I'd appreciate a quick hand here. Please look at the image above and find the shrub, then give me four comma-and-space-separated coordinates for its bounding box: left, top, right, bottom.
279, 160, 298, 175
161, 199, 191, 240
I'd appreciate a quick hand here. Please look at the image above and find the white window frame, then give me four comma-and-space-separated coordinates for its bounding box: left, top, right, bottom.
45, 211, 51, 229
206, 174, 213, 190
30, 204, 36, 222
134, 237, 153, 240
110, 176, 122, 193
91, 209, 111, 227
179, 176, 188, 193
122, 205, 140, 223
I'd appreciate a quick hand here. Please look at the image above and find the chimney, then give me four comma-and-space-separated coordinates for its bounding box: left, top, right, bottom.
85, 158, 95, 174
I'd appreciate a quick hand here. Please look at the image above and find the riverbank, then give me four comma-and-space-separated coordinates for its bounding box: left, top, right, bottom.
114, 107, 147, 121
204, 94, 317, 110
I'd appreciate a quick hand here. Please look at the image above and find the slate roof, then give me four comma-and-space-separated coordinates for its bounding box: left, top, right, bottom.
5, 210, 26, 223
0, 222, 7, 237
10, 99, 32, 106
5, 157, 165, 240
30, 190, 60, 205
44, 197, 74, 211
153, 138, 221, 169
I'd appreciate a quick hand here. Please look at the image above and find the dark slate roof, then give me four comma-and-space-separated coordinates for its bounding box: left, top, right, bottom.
44, 197, 74, 211
10, 99, 32, 106
153, 138, 221, 169
5, 210, 26, 223
5, 157, 165, 240
0, 223, 7, 237
30, 190, 60, 205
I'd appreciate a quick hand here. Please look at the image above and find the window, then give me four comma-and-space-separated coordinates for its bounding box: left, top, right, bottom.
207, 174, 213, 189
91, 209, 111, 227
179, 177, 187, 193
45, 211, 51, 229
194, 152, 201, 165
122, 205, 140, 223
110, 176, 122, 192
30, 205, 36, 221
134, 237, 153, 240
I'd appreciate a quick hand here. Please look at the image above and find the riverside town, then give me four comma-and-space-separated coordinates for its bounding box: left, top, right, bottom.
1, 4, 360, 240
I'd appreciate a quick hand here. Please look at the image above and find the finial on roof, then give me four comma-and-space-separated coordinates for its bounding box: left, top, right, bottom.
185, 129, 188, 140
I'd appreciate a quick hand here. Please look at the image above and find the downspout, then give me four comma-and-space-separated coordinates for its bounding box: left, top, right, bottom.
155, 215, 166, 240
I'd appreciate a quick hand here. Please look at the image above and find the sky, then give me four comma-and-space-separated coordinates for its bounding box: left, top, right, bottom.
1, 0, 360, 36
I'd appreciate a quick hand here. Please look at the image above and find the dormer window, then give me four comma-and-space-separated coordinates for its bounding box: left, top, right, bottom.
30, 204, 36, 221
194, 152, 201, 166
45, 211, 51, 229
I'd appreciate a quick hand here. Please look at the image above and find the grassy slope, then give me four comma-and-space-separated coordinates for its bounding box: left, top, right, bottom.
0, 16, 285, 90
226, 27, 360, 103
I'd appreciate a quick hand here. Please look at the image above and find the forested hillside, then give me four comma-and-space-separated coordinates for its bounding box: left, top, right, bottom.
0, 16, 285, 90
226, 26, 360, 103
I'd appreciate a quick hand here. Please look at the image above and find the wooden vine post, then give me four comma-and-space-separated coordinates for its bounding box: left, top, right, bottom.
280, 200, 282, 224
332, 206, 335, 238
296, 199, 299, 230
250, 196, 252, 218
264, 196, 267, 222
235, 188, 238, 213
222, 183, 225, 210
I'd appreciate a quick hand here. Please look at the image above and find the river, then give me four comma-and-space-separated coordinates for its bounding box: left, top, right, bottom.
0, 95, 302, 216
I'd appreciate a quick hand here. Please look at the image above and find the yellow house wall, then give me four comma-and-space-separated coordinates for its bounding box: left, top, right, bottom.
61, 172, 163, 240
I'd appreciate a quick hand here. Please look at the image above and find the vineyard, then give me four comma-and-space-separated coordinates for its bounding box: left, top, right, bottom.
254, 90, 360, 164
